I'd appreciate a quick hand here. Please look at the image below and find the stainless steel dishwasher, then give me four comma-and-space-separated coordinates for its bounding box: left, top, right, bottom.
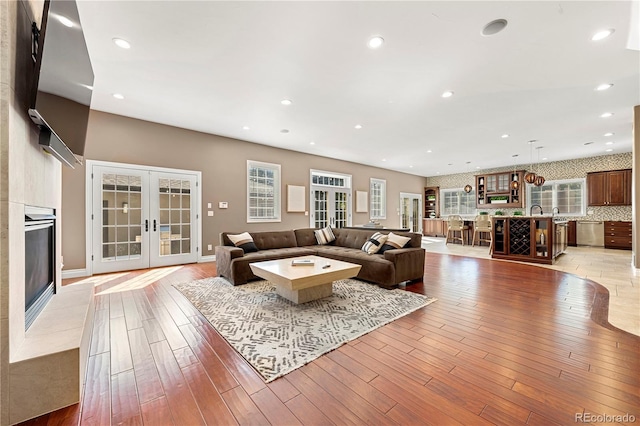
576, 221, 604, 246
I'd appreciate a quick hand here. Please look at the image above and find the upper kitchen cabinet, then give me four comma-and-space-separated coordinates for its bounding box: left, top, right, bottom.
587, 169, 631, 206
476, 171, 525, 209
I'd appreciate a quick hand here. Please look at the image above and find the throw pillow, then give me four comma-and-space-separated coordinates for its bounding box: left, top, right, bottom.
361, 232, 388, 254
378, 232, 412, 254
227, 232, 259, 253
314, 226, 336, 245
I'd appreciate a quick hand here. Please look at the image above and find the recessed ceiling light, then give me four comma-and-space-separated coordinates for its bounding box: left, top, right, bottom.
280, 129, 290, 133
501, 134, 509, 138
482, 19, 508, 36
605, 141, 614, 145
57, 15, 74, 28
595, 83, 613, 91
441, 91, 454, 98
368, 36, 384, 49
112, 93, 124, 100
280, 99, 292, 106
476, 166, 481, 169
600, 112, 614, 118
542, 157, 548, 161
584, 142, 594, 145
605, 148, 614, 152
309, 141, 315, 145
409, 165, 413, 168
242, 126, 250, 130
112, 38, 131, 49
447, 163, 453, 166
382, 158, 387, 162
427, 150, 432, 153
528, 139, 538, 144
592, 29, 615, 41
354, 124, 363, 129
603, 132, 614, 137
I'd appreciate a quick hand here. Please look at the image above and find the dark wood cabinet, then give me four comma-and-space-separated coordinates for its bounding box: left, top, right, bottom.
476, 171, 525, 209
492, 217, 565, 264
567, 220, 577, 246
587, 169, 631, 206
424, 187, 439, 219
604, 221, 632, 250
423, 219, 445, 237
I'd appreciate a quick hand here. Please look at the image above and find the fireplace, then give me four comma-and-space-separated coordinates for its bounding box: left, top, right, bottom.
24, 206, 56, 330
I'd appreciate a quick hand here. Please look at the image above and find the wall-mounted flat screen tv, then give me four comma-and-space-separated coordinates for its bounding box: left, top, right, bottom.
28, 0, 94, 167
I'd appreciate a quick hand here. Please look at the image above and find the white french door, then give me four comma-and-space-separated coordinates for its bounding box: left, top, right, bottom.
90, 163, 199, 274
400, 192, 422, 233
311, 188, 351, 228
309, 170, 352, 229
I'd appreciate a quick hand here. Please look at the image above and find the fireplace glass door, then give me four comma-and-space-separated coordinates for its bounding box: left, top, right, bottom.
92, 164, 198, 274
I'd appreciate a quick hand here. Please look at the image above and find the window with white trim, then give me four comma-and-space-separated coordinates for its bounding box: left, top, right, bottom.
247, 160, 281, 222
370, 178, 386, 219
527, 178, 585, 217
441, 189, 477, 216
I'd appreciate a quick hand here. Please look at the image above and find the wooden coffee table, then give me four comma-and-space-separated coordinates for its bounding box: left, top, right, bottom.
249, 256, 362, 304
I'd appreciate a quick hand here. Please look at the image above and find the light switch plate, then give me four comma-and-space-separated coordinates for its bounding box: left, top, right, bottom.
208, 211, 214, 216
219, 202, 228, 209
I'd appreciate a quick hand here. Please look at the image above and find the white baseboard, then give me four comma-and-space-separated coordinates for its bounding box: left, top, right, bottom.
199, 255, 216, 263
62, 269, 89, 279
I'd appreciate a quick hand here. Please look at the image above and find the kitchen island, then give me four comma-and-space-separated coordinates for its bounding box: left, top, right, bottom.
492, 216, 567, 264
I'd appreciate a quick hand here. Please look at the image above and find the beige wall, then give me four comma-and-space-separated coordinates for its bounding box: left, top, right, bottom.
426, 152, 633, 221
61, 110, 426, 271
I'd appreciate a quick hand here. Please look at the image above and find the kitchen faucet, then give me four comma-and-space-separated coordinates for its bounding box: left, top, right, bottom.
552, 207, 560, 216
530, 204, 543, 215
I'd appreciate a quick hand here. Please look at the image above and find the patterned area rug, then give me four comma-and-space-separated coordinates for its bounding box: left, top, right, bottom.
174, 277, 436, 382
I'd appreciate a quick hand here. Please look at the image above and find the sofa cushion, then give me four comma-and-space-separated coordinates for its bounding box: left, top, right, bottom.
252, 230, 299, 250
227, 232, 259, 253
361, 232, 388, 254
314, 226, 336, 244
378, 232, 411, 254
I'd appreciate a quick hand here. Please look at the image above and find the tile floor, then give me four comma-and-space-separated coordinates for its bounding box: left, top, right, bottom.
421, 237, 640, 336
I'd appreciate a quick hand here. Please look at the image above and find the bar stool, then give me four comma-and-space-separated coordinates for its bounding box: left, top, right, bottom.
472, 214, 493, 252
446, 215, 468, 245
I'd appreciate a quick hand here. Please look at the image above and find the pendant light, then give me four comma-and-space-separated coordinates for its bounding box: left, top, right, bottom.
463, 161, 473, 193
534, 146, 545, 186
524, 140, 537, 184
510, 154, 520, 190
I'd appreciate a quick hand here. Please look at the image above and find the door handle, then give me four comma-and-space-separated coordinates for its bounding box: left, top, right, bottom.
153, 219, 157, 232
145, 220, 149, 232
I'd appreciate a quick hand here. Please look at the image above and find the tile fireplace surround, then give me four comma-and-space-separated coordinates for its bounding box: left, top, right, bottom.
1, 1, 95, 423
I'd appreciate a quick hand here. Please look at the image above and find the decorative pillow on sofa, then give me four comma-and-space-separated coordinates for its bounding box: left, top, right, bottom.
227, 232, 259, 253
314, 226, 336, 245
361, 232, 388, 254
378, 232, 411, 254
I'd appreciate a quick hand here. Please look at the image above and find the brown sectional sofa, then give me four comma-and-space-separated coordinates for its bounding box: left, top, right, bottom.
215, 227, 425, 289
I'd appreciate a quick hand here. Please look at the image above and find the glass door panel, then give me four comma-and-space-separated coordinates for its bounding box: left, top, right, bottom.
312, 190, 329, 228
149, 172, 198, 267
93, 166, 149, 274
333, 191, 348, 228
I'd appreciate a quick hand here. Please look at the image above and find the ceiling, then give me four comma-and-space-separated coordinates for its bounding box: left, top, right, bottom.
74, 1, 639, 177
